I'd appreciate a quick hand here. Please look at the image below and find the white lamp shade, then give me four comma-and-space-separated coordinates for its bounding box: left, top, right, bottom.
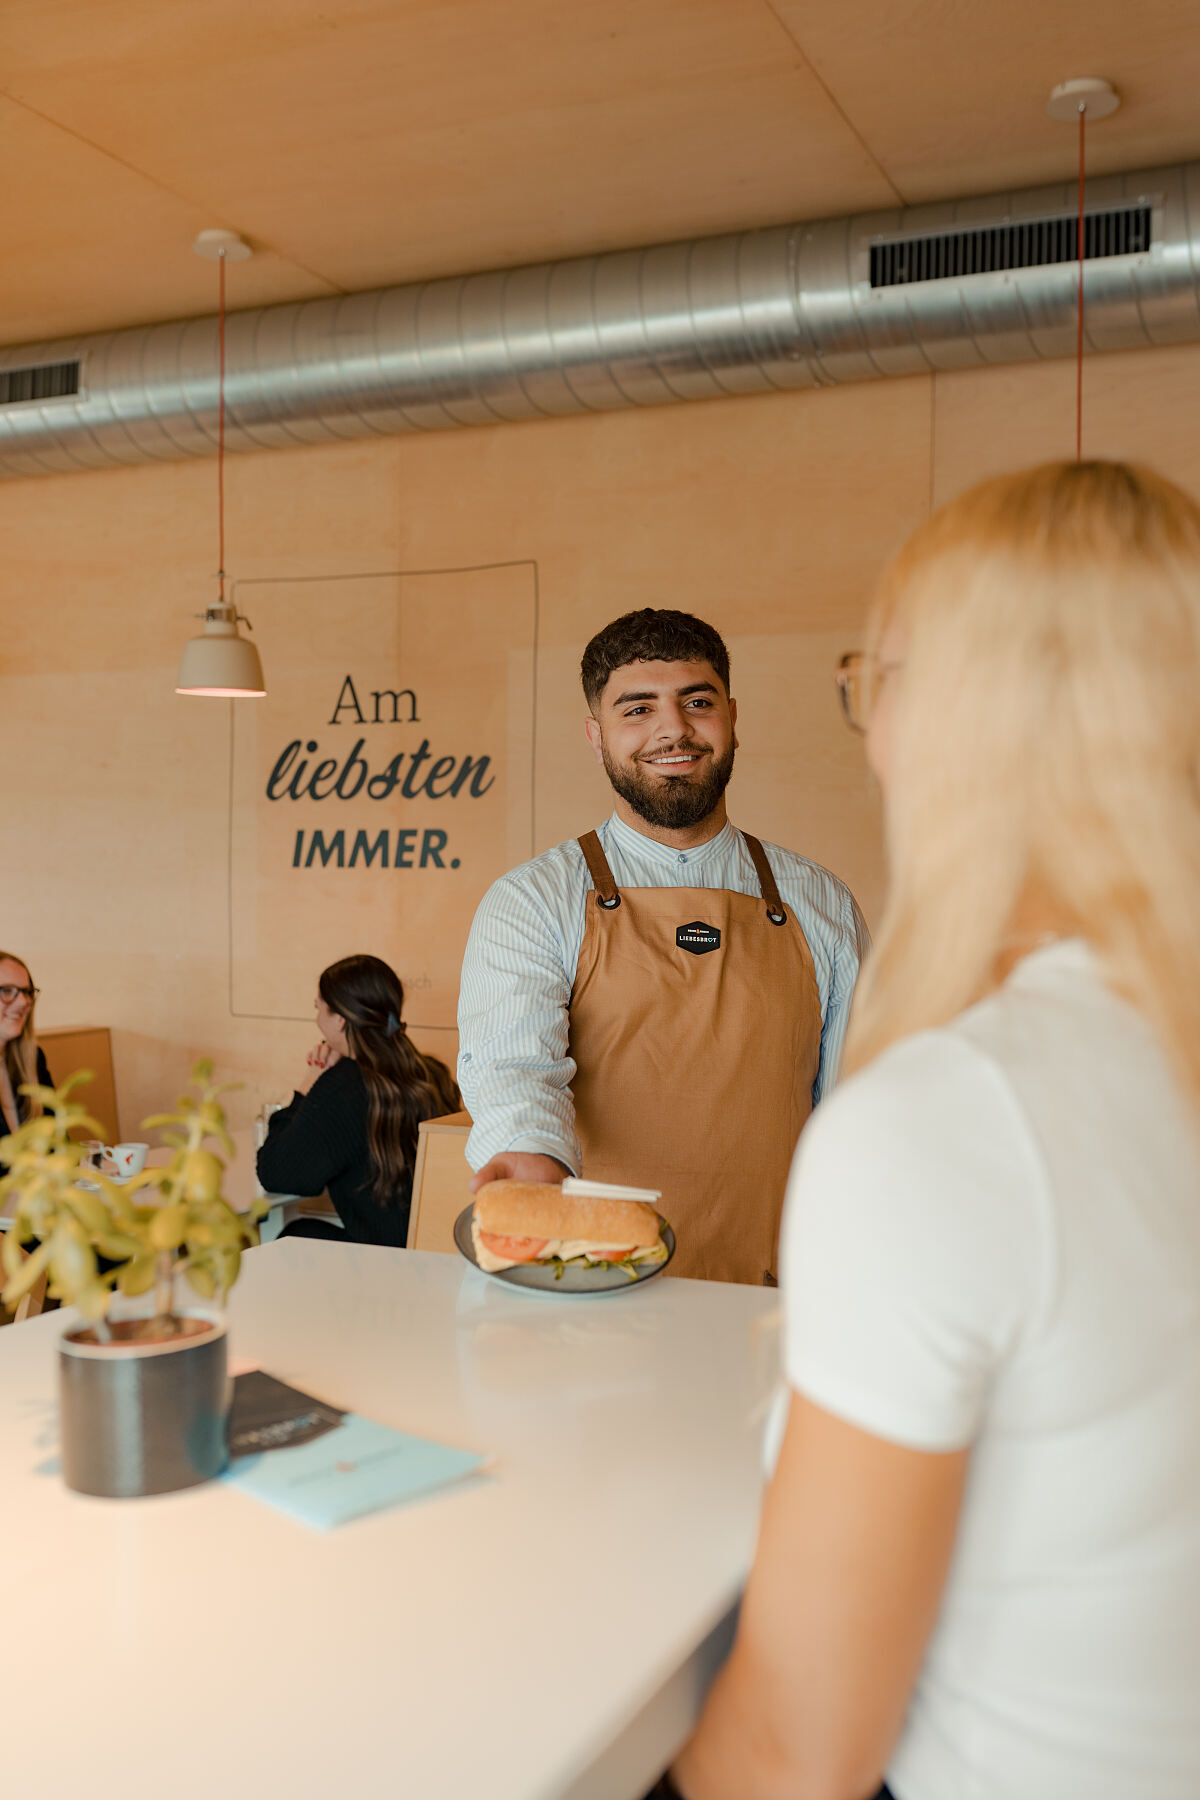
176, 611, 266, 697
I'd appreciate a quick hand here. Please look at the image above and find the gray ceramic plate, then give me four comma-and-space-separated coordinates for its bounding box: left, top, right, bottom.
453, 1204, 676, 1296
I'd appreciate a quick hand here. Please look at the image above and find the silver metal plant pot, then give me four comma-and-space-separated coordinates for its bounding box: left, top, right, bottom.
59, 1312, 230, 1497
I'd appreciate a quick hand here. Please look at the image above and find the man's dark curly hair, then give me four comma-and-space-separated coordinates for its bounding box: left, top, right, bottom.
580, 609, 731, 711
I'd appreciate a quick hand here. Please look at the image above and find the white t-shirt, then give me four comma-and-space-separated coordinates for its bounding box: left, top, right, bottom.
781, 940, 1200, 1800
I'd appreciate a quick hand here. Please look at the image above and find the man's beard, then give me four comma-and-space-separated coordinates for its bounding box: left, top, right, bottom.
601, 738, 735, 831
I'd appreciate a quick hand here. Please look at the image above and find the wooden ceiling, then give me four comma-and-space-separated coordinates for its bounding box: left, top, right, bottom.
3, 0, 1198, 346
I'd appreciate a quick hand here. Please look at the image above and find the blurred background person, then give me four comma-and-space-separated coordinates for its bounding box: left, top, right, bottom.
0, 951, 50, 1138
664, 462, 1200, 1800
258, 954, 459, 1247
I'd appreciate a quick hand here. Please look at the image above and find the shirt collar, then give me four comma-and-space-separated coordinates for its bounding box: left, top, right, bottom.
605, 811, 738, 867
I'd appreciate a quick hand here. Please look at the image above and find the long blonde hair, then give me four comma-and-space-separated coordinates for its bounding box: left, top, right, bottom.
844, 460, 1200, 1115
0, 951, 42, 1121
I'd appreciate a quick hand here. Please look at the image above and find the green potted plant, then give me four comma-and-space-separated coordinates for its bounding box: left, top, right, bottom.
0, 1060, 267, 1498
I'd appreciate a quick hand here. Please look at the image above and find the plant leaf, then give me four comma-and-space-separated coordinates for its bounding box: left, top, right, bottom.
19, 1084, 62, 1110
74, 1279, 112, 1322
185, 1261, 217, 1299
92, 1232, 144, 1261
124, 1169, 166, 1196
62, 1189, 114, 1237
0, 1237, 53, 1306
148, 1203, 189, 1251
48, 1225, 97, 1303
180, 1150, 223, 1202
118, 1254, 158, 1297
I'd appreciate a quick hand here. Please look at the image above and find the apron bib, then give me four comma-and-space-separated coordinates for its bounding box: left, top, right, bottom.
568, 829, 822, 1284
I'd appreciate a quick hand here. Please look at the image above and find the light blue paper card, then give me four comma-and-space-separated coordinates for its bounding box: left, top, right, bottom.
224, 1413, 487, 1529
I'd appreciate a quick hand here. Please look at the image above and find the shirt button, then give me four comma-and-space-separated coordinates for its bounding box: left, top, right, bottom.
678, 853, 687, 864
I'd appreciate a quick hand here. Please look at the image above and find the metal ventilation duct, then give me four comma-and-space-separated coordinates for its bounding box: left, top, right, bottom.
2, 161, 1198, 480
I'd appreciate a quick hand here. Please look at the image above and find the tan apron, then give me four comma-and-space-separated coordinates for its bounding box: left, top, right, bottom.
568, 829, 822, 1285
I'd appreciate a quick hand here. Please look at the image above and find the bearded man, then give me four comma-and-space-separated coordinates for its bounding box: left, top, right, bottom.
457, 609, 867, 1283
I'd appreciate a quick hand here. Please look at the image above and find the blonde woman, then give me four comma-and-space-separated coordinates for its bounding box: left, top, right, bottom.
662, 463, 1200, 1800
0, 951, 50, 1139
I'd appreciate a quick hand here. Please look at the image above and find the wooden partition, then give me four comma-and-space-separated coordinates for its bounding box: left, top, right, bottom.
408, 1111, 473, 1254
8, 335, 1200, 1146
37, 1026, 119, 1142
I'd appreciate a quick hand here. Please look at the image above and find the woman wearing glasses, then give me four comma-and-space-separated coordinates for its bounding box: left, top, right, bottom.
0, 953, 49, 1138
661, 463, 1200, 1800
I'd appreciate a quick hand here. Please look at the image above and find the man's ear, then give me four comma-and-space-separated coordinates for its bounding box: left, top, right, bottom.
584, 714, 605, 766
730, 695, 738, 751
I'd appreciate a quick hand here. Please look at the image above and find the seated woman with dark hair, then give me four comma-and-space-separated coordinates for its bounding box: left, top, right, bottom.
0, 950, 51, 1143
258, 955, 460, 1247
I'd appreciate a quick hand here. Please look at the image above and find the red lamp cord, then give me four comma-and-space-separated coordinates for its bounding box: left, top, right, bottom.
217, 248, 227, 604
1076, 104, 1086, 461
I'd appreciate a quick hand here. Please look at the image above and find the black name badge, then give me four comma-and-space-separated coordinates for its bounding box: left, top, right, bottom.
676, 921, 722, 956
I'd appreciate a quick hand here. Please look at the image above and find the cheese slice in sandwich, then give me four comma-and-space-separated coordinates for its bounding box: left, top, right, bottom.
471, 1178, 665, 1274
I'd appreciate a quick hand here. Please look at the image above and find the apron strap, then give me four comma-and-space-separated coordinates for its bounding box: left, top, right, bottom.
578, 831, 621, 909
741, 833, 789, 926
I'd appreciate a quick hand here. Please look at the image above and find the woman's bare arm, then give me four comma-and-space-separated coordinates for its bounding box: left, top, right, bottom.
672, 1392, 969, 1800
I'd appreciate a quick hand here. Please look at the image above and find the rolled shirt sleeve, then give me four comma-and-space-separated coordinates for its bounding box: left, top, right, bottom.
457, 874, 582, 1173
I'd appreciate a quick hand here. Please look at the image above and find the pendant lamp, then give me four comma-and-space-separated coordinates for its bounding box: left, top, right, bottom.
176, 229, 266, 698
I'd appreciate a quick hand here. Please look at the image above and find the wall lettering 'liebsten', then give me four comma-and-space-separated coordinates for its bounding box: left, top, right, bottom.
264, 675, 493, 873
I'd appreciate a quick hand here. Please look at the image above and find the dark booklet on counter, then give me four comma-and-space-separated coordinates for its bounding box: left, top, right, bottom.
224, 1370, 487, 1530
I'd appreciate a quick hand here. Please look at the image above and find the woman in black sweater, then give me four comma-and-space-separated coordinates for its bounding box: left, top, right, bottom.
257, 955, 460, 1247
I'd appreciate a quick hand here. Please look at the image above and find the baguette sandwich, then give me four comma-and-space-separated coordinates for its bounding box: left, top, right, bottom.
471, 1178, 667, 1278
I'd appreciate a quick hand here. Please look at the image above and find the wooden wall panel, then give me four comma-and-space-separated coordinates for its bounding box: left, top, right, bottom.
9, 337, 1199, 1142
931, 342, 1200, 506
1, 368, 924, 1138
37, 1027, 119, 1143
15, 333, 1200, 1143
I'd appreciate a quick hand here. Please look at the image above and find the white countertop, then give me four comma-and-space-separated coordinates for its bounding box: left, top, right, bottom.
1, 1241, 778, 1800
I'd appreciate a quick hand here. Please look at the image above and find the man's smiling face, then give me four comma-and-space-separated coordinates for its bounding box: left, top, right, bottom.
584, 658, 738, 831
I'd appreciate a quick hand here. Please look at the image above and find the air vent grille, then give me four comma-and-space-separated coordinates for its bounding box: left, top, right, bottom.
870, 204, 1152, 289
0, 360, 82, 406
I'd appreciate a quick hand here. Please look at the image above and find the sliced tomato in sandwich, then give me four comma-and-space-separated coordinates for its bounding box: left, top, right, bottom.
477, 1232, 549, 1263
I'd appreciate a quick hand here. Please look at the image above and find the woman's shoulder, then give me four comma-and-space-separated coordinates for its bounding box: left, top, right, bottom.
785, 1024, 1051, 1367
308, 1056, 367, 1102
800, 1021, 1044, 1234
818, 1024, 1015, 1139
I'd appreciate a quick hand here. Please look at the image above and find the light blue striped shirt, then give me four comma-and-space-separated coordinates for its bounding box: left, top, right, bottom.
457, 813, 869, 1173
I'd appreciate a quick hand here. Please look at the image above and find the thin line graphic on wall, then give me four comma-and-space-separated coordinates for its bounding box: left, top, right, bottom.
224, 559, 540, 1030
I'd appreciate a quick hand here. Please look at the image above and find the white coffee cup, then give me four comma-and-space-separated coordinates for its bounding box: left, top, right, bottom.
103, 1142, 149, 1178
